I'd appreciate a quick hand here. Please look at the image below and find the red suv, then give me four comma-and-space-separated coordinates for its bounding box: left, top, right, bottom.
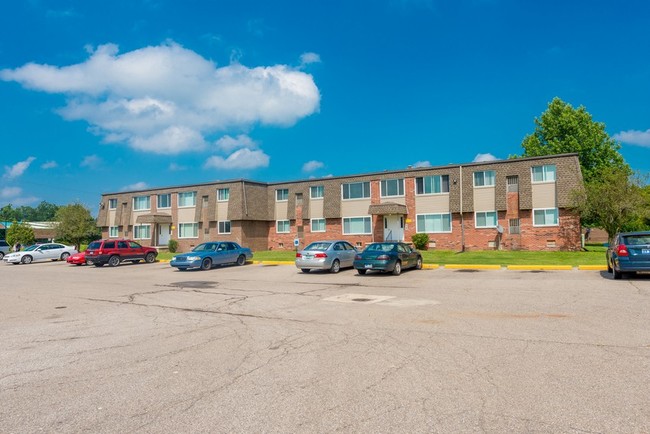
85, 239, 158, 267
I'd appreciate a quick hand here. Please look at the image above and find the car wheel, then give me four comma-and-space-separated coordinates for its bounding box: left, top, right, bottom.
613, 266, 623, 280
60, 252, 70, 261
415, 257, 423, 270
392, 261, 402, 276
301, 268, 310, 273
108, 255, 120, 267
330, 259, 341, 274
145, 252, 156, 263
607, 260, 612, 273
357, 269, 367, 275
236, 255, 246, 266
0, 252, 4, 260
21, 255, 33, 264
201, 258, 212, 270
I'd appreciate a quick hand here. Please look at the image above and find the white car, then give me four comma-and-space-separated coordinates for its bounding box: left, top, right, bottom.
3, 243, 78, 265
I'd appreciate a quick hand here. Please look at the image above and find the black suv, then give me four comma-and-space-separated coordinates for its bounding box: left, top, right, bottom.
85, 239, 158, 267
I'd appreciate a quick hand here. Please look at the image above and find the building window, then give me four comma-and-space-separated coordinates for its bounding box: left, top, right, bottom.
531, 165, 556, 183
342, 182, 370, 200
178, 223, 198, 238
109, 226, 119, 237
380, 178, 404, 197
416, 213, 452, 233
217, 188, 230, 201
218, 221, 231, 234
133, 224, 151, 239
533, 208, 559, 226
416, 175, 449, 195
276, 220, 290, 233
310, 185, 324, 199
157, 194, 171, 209
506, 176, 519, 192
108, 199, 117, 209
473, 170, 496, 187
133, 196, 150, 211
311, 218, 326, 232
475, 211, 498, 228
276, 189, 289, 201
343, 216, 372, 234
509, 218, 520, 234
178, 191, 196, 207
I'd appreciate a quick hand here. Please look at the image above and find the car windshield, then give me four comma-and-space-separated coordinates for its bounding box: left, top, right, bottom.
304, 242, 331, 251
192, 243, 217, 252
366, 243, 396, 252
23, 245, 38, 251
622, 235, 650, 245
88, 241, 102, 249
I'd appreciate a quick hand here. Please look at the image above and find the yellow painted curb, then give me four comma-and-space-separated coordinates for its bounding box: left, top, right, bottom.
254, 260, 294, 265
578, 265, 607, 271
507, 265, 573, 271
422, 264, 439, 269
443, 264, 502, 270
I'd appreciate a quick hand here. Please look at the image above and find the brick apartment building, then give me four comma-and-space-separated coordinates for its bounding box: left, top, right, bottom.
96, 153, 584, 252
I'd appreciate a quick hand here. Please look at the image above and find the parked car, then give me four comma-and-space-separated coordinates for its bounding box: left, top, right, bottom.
606, 231, 650, 279
67, 250, 89, 266
0, 239, 9, 260
3, 243, 78, 265
85, 239, 158, 267
353, 242, 423, 275
295, 240, 357, 273
170, 241, 253, 271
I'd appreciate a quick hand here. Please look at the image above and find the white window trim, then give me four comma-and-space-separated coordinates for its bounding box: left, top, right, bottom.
415, 213, 452, 233
533, 208, 559, 227
341, 182, 371, 201
310, 218, 326, 233
473, 171, 496, 188
474, 211, 498, 229
380, 178, 405, 198
178, 222, 199, 239
310, 186, 324, 200
218, 220, 231, 234
342, 216, 372, 235
108, 199, 117, 210
108, 226, 119, 238
531, 165, 557, 184
133, 224, 151, 240
217, 188, 230, 202
133, 196, 151, 211
415, 175, 451, 196
178, 192, 197, 208
276, 219, 290, 233
275, 189, 289, 202
157, 194, 171, 209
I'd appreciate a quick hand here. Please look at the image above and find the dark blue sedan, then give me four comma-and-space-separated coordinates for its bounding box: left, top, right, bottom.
607, 231, 650, 279
170, 241, 253, 271
353, 242, 423, 275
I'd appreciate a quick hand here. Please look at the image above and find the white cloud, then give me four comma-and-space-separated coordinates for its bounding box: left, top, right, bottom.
122, 182, 148, 191
168, 162, 186, 171
80, 154, 101, 168
11, 196, 40, 206
1, 187, 22, 198
299, 52, 321, 68
302, 160, 324, 173
4, 157, 36, 179
204, 148, 270, 170
41, 160, 58, 169
613, 129, 650, 147
215, 134, 258, 153
1, 42, 321, 155
473, 153, 498, 162
413, 160, 431, 168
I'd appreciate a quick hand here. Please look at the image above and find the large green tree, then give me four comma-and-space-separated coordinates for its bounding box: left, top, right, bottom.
519, 97, 629, 183
6, 220, 35, 247
55, 204, 98, 250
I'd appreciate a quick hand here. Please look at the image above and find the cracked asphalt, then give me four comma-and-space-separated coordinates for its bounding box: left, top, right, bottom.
1, 260, 649, 433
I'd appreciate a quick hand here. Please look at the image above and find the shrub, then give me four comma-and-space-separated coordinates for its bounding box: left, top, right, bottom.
168, 239, 178, 253
411, 233, 430, 250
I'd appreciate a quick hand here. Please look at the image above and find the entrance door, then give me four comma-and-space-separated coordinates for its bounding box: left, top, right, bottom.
384, 215, 404, 241
158, 224, 171, 246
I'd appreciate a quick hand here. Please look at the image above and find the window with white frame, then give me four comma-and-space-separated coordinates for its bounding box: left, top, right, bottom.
276, 220, 290, 233
217, 188, 230, 201
276, 189, 289, 201
533, 208, 559, 226
531, 165, 556, 183
416, 213, 452, 233
133, 224, 151, 239
380, 178, 404, 197
178, 191, 196, 207
416, 175, 449, 195
342, 181, 370, 200
473, 170, 496, 187
178, 222, 198, 238
108, 198, 117, 209
157, 194, 171, 209
133, 196, 150, 211
109, 226, 119, 237
310, 185, 324, 199
475, 211, 498, 228
343, 216, 372, 234
311, 218, 326, 232
218, 220, 231, 234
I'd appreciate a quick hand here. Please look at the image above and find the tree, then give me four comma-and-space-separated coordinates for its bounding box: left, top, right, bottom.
6, 220, 35, 247
55, 204, 97, 250
519, 97, 629, 183
34, 201, 60, 221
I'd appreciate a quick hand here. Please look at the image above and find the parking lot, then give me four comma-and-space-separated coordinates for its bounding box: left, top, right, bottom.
1, 261, 649, 433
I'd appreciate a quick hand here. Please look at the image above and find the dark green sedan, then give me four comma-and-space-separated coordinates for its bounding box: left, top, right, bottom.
353, 242, 423, 275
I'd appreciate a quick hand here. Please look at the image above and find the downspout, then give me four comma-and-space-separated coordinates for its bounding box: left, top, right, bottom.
459, 165, 465, 252
242, 180, 248, 216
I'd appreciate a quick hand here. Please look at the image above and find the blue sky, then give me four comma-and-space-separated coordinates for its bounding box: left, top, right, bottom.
1, 0, 649, 213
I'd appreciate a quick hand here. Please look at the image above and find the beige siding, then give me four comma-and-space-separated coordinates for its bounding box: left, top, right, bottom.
341, 199, 371, 217
178, 208, 196, 222
380, 196, 406, 205
532, 182, 557, 208
217, 202, 229, 221
108, 210, 117, 226
274, 201, 288, 220
309, 199, 324, 219
473, 187, 496, 212
415, 194, 450, 213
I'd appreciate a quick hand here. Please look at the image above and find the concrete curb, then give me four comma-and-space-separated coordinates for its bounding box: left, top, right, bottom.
443, 264, 502, 270
507, 265, 573, 271
577, 265, 607, 271
246, 261, 605, 270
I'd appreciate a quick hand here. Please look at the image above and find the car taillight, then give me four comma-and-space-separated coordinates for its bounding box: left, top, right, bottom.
98, 250, 103, 255
295, 252, 302, 258
314, 253, 327, 258
616, 245, 629, 257
376, 255, 390, 260
355, 254, 362, 260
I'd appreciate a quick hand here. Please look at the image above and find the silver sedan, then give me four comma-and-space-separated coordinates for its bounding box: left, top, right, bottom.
295, 240, 358, 273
